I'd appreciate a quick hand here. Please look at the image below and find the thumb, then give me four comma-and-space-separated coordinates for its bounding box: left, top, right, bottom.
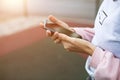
58, 33, 72, 42
48, 15, 74, 32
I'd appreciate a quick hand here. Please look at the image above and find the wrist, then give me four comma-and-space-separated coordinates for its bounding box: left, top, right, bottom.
85, 42, 96, 56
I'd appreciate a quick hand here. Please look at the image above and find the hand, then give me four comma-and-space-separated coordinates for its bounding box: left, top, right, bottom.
40, 15, 75, 37
57, 33, 96, 56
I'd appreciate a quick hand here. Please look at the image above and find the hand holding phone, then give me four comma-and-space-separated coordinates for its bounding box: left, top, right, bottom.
43, 19, 82, 39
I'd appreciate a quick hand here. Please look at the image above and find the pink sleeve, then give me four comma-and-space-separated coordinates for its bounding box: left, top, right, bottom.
73, 27, 95, 42
74, 28, 120, 79
90, 47, 120, 80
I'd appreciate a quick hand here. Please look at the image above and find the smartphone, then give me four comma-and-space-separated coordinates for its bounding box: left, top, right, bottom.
43, 19, 82, 39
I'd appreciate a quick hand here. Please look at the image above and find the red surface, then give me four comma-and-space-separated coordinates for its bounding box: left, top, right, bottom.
0, 26, 46, 56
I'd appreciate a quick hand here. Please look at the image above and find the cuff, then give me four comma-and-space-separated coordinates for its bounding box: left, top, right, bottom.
73, 28, 85, 39
90, 47, 106, 69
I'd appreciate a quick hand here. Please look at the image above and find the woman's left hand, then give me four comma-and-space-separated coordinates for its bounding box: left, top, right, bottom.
54, 32, 96, 56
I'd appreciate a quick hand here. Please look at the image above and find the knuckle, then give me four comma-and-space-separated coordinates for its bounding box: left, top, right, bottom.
64, 46, 71, 51
63, 44, 73, 52
54, 39, 60, 44
51, 35, 57, 40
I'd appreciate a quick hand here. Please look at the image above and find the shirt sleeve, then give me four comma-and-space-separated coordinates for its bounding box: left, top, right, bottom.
73, 27, 95, 42
90, 47, 120, 80
73, 27, 120, 79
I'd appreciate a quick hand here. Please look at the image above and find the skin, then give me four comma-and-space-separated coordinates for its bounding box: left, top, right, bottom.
40, 15, 96, 56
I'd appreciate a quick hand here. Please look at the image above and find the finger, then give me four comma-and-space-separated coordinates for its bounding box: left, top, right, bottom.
48, 15, 68, 27
48, 15, 74, 32
61, 40, 72, 52
58, 33, 72, 42
51, 32, 59, 40
46, 30, 52, 37
40, 22, 44, 29
40, 23, 52, 37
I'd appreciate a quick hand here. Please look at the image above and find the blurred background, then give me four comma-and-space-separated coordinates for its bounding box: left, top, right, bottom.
0, 0, 102, 80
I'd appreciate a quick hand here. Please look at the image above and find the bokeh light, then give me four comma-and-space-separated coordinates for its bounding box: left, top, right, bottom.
2, 0, 23, 12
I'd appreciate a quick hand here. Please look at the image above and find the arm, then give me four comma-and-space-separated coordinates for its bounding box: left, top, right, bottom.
90, 47, 120, 80
73, 28, 120, 79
